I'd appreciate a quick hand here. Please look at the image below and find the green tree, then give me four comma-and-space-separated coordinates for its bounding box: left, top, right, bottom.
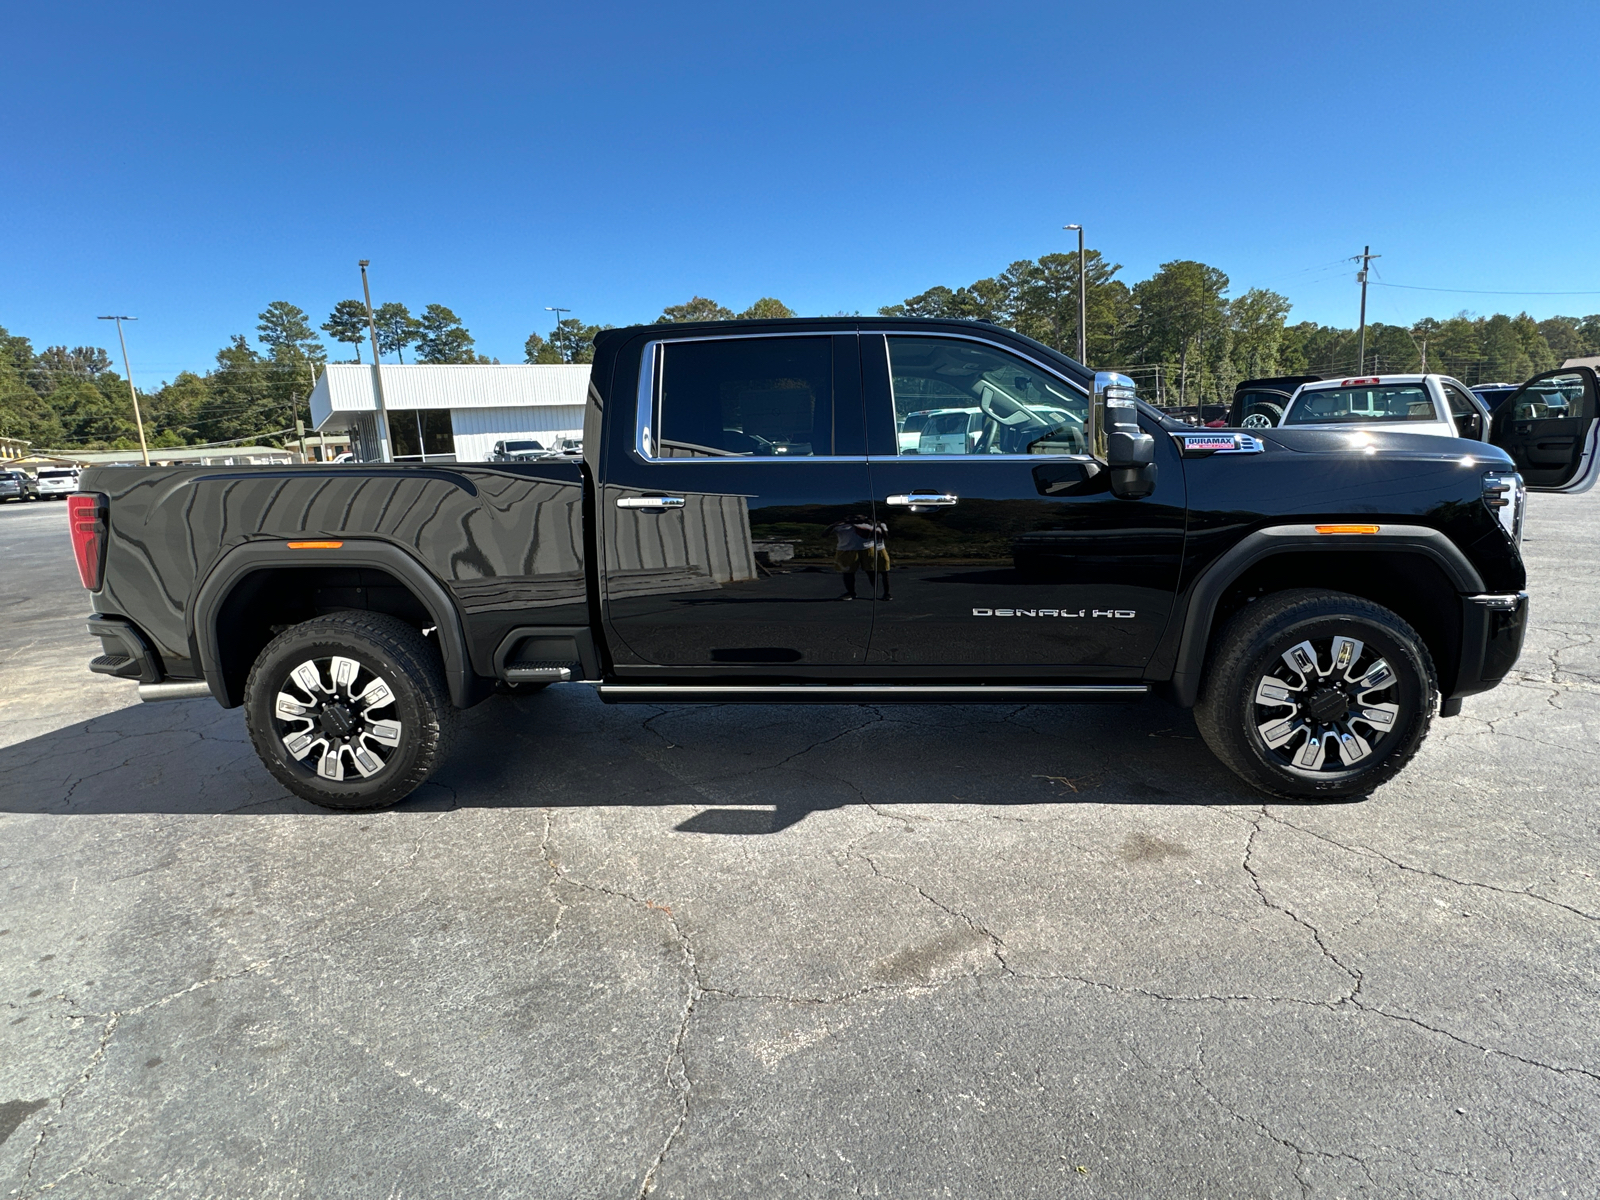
257, 302, 324, 362
322, 299, 371, 362
1227, 289, 1293, 379
1128, 261, 1231, 403
144, 371, 209, 444
414, 304, 479, 363
657, 296, 734, 323
525, 320, 605, 363
737, 297, 795, 320
374, 303, 420, 362
192, 336, 285, 444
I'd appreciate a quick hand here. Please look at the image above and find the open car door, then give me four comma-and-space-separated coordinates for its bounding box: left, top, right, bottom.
1489, 366, 1600, 492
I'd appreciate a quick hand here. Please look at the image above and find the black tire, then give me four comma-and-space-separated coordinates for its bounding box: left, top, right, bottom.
1194, 589, 1436, 800
244, 612, 456, 810
1239, 403, 1282, 429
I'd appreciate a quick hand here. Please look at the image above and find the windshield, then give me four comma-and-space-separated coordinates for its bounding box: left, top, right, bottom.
1286, 384, 1436, 425
503, 441, 544, 453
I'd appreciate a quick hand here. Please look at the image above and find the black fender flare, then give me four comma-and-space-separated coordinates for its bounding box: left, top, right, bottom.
189, 538, 475, 709
1165, 524, 1485, 708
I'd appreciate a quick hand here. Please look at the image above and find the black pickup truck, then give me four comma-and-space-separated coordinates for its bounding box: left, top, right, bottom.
70, 319, 1600, 807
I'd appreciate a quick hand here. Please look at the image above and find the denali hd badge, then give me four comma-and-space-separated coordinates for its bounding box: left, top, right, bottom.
973, 608, 1135, 618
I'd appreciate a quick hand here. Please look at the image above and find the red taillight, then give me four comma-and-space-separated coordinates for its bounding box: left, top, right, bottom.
68, 493, 107, 591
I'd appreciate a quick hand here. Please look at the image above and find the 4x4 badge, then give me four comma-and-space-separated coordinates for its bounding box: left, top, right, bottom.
972, 608, 1135, 618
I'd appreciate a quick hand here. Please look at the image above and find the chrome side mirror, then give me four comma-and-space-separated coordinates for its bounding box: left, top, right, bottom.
1092, 371, 1154, 468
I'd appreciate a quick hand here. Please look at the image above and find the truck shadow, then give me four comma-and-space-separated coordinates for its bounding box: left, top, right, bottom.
0, 687, 1337, 822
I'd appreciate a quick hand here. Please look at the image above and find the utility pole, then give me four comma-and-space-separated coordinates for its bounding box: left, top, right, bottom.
545, 306, 571, 361
358, 261, 393, 462
1063, 225, 1087, 363
1353, 246, 1379, 374
97, 316, 149, 465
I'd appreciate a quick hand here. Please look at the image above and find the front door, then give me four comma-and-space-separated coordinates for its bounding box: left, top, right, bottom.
860, 332, 1186, 672
1489, 367, 1600, 491
600, 331, 875, 668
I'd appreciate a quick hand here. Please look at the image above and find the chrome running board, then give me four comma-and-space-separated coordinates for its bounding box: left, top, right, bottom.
598, 683, 1147, 703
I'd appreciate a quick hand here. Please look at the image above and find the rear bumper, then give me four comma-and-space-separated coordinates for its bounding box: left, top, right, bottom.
1447, 592, 1529, 704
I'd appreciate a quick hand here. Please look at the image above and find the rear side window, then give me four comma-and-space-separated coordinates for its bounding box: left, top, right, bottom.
1286, 384, 1436, 425
658, 337, 833, 457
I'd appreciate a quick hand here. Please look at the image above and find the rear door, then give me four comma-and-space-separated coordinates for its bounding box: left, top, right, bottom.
1489, 367, 1600, 492
600, 331, 875, 668
861, 332, 1186, 673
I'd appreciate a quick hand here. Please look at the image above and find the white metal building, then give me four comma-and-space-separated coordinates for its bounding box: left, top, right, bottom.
308, 363, 592, 463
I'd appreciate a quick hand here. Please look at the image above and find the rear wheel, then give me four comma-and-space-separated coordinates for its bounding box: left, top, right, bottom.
1194, 589, 1435, 799
244, 612, 455, 810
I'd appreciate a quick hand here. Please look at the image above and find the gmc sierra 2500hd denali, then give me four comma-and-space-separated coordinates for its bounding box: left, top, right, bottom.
70, 319, 1600, 808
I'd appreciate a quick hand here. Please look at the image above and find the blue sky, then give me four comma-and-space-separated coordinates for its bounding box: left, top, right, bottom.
6, 0, 1599, 388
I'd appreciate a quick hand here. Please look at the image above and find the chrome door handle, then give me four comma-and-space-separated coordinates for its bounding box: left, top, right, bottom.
616, 495, 686, 509
886, 492, 958, 507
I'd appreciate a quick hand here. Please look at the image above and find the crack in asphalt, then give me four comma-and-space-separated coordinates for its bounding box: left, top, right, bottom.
1190, 1035, 1378, 1200
536, 809, 702, 1199
1243, 809, 1365, 1002
1263, 808, 1599, 923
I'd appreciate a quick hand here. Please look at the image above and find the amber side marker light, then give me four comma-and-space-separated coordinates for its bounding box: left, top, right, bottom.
286, 540, 344, 549
1314, 524, 1380, 535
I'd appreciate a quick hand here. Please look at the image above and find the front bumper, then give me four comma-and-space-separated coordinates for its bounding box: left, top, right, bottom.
1447, 592, 1529, 706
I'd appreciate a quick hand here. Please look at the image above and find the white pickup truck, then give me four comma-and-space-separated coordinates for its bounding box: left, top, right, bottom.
1265, 374, 1493, 441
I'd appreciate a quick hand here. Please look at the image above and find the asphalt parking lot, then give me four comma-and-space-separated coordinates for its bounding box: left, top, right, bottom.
1, 489, 1597, 1199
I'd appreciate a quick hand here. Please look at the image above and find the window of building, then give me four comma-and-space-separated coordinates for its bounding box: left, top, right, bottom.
390, 410, 456, 461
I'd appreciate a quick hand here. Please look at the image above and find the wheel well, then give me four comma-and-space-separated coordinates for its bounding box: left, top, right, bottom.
1207, 551, 1464, 695
213, 566, 435, 706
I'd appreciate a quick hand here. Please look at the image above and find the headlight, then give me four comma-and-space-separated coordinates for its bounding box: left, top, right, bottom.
1481, 471, 1525, 547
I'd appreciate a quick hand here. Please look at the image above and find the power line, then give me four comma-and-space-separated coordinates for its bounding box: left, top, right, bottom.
1371, 282, 1600, 296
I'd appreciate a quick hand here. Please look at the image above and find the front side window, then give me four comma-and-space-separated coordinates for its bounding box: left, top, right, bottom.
1285, 384, 1437, 425
1513, 371, 1590, 421
657, 337, 833, 458
886, 337, 1087, 456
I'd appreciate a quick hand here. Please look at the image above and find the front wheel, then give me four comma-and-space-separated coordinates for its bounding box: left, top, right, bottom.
1194, 589, 1436, 800
244, 612, 456, 810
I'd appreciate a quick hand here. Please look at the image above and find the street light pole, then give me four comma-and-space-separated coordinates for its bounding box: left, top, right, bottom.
545, 306, 571, 361
1064, 225, 1087, 364
358, 261, 393, 463
97, 316, 149, 465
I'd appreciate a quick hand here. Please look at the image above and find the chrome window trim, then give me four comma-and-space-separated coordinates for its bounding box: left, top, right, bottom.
861, 328, 1091, 399
632, 327, 1096, 465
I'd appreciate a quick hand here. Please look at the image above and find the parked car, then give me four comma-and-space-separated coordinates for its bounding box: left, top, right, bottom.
912, 407, 985, 454
73, 320, 1599, 810
36, 466, 80, 499
1472, 383, 1521, 414
490, 439, 547, 462
1229, 376, 1324, 428
0, 469, 38, 502
1274, 375, 1492, 441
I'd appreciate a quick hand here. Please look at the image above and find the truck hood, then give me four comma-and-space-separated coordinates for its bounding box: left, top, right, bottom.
1258, 426, 1514, 469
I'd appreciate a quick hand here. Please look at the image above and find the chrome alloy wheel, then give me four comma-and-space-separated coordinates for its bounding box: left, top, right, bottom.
1252, 636, 1401, 772
273, 656, 403, 782
1240, 412, 1275, 429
